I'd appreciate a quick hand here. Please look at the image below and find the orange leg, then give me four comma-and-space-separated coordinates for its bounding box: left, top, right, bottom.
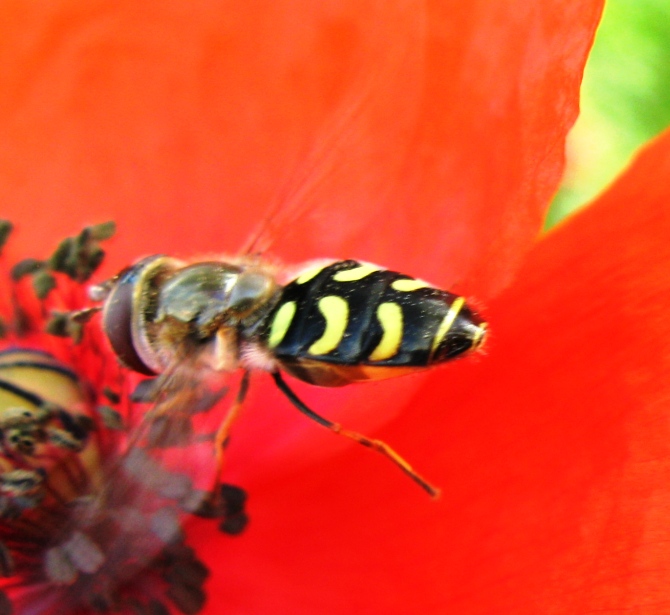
271, 371, 440, 498
213, 370, 250, 490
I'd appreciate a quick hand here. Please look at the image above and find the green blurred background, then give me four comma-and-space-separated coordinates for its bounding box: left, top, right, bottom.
546, 0, 670, 229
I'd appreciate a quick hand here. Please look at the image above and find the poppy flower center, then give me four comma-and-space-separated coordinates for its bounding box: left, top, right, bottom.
0, 223, 249, 614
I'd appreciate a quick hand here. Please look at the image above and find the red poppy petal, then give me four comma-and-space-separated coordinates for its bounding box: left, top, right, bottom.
197, 130, 670, 614
0, 0, 600, 297
0, 0, 603, 486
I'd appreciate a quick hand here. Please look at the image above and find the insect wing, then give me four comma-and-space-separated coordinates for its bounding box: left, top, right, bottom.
0, 349, 228, 613
239, 6, 424, 262
32, 357, 240, 613
119, 354, 237, 514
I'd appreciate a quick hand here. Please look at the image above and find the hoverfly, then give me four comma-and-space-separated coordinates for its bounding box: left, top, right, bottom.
90, 252, 487, 497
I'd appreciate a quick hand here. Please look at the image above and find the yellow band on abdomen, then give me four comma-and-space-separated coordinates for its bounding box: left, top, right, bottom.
308, 296, 349, 355
332, 263, 379, 282
430, 296, 465, 358
391, 278, 429, 292
369, 302, 403, 361
268, 301, 297, 348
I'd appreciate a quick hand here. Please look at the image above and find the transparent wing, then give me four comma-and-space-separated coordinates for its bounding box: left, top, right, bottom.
240, 77, 378, 256
112, 342, 254, 540
239, 4, 424, 261
36, 357, 247, 614
120, 356, 234, 505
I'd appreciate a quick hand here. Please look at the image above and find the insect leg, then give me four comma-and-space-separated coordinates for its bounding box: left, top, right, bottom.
213, 370, 250, 487
271, 371, 440, 498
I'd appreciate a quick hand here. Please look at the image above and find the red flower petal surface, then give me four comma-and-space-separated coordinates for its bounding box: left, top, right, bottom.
205, 130, 670, 614
0, 1, 608, 613
0, 0, 603, 482
0, 0, 599, 298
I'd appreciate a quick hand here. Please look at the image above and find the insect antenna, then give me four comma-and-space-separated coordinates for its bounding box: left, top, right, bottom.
271, 371, 440, 498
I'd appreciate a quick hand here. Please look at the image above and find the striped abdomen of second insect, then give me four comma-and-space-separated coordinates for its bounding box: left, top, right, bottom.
259, 260, 487, 386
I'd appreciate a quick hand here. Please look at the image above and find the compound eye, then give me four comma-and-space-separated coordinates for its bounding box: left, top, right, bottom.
102, 260, 159, 376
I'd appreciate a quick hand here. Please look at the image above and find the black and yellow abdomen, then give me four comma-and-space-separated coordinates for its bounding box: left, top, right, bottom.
260, 260, 486, 386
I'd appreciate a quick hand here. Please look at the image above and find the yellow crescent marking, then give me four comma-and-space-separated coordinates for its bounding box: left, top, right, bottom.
267, 301, 297, 348
308, 296, 348, 355
296, 266, 326, 285
430, 296, 466, 358
391, 279, 430, 292
332, 263, 380, 282
369, 302, 403, 361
